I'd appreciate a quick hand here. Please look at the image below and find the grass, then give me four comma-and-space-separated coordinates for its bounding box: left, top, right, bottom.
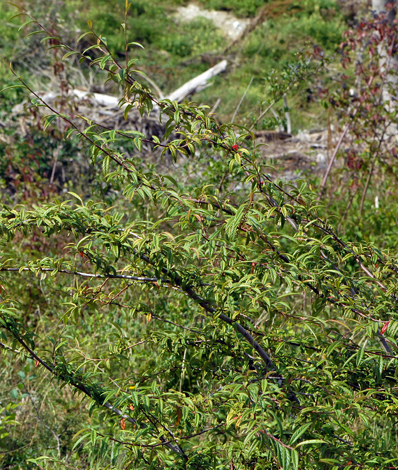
0, 0, 347, 132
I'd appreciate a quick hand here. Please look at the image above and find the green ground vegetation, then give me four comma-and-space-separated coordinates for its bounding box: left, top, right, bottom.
1, 0, 346, 128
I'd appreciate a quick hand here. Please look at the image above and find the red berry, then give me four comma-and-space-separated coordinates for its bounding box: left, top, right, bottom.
232, 144, 239, 151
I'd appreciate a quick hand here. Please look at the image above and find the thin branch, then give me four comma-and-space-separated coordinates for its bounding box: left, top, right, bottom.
0, 341, 20, 353
25, 388, 61, 457
50, 143, 60, 185
319, 121, 350, 197
283, 94, 291, 134
231, 76, 253, 123
338, 183, 359, 231
359, 160, 375, 218
97, 425, 220, 449
7, 331, 187, 458
1, 267, 160, 282
319, 72, 378, 197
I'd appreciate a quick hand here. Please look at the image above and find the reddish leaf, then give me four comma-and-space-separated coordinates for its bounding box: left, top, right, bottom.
176, 406, 182, 426
129, 405, 134, 411
232, 144, 239, 151
35, 359, 40, 368
120, 418, 126, 430
79, 251, 84, 258
381, 321, 390, 336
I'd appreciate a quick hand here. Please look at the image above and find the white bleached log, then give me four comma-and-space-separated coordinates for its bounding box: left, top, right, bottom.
165, 59, 227, 102
40, 60, 228, 111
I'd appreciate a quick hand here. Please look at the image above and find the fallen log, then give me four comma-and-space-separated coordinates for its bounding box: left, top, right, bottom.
38, 60, 228, 112
252, 130, 292, 141
165, 59, 227, 102
10, 60, 228, 150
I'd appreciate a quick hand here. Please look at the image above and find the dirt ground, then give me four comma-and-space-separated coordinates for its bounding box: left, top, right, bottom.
174, 4, 251, 40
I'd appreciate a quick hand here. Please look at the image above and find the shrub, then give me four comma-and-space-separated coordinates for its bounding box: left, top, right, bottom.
2, 3, 398, 470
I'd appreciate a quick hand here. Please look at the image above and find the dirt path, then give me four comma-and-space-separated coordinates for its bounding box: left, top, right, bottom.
174, 4, 251, 40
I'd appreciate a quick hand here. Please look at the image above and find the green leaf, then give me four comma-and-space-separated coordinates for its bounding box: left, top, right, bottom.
174, 110, 180, 126
72, 430, 90, 450
77, 31, 92, 43
0, 84, 25, 93
289, 423, 312, 445
91, 428, 97, 445
43, 114, 58, 130
124, 104, 133, 121
280, 444, 290, 470
102, 156, 110, 176
82, 44, 101, 55
18, 19, 36, 31
134, 136, 142, 152
225, 204, 246, 238
40, 36, 61, 43
62, 51, 80, 60
291, 449, 299, 470
356, 345, 365, 366
118, 69, 126, 84
67, 192, 83, 204
295, 439, 326, 447
99, 54, 112, 69
8, 12, 27, 21
126, 41, 144, 49
25, 30, 46, 38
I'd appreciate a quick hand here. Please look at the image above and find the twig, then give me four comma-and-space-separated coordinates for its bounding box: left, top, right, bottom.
250, 99, 278, 131
0, 341, 20, 353
231, 76, 253, 123
283, 94, 291, 134
338, 182, 359, 231
270, 107, 283, 132
179, 348, 187, 393
318, 122, 350, 197
319, 72, 378, 197
359, 160, 375, 218
1, 267, 160, 282
6, 331, 186, 458
26, 388, 61, 457
50, 142, 60, 185
138, 73, 164, 99
123, 340, 146, 351
250, 76, 304, 130
210, 98, 221, 115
